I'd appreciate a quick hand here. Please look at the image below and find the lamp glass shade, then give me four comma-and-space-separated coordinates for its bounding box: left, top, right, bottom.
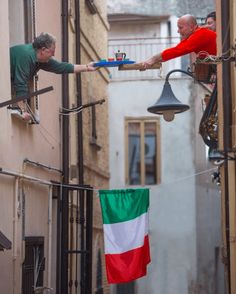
147, 81, 190, 121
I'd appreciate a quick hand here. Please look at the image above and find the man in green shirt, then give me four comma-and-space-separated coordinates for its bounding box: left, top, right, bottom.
10, 32, 95, 120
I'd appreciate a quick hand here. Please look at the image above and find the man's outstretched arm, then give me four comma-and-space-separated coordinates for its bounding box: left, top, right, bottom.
73, 62, 96, 73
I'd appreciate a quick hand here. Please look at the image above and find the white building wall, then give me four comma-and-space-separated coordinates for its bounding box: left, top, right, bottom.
108, 77, 197, 294
108, 8, 224, 293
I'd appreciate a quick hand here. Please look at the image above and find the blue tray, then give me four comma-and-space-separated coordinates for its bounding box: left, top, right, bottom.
94, 60, 135, 67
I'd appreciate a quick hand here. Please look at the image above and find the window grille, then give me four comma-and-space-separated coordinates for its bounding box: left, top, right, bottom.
22, 236, 45, 294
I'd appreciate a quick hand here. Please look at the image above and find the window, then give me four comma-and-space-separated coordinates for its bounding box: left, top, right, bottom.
9, 0, 40, 124
23, 0, 40, 123
125, 118, 161, 186
22, 236, 45, 294
90, 105, 101, 150
24, 0, 36, 43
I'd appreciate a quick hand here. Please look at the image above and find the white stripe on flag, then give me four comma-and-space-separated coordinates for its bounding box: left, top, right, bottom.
103, 212, 149, 254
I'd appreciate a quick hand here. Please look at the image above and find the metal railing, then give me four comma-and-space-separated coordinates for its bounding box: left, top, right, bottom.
58, 185, 93, 294
108, 36, 183, 80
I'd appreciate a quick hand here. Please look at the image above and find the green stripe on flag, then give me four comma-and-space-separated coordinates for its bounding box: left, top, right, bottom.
99, 188, 149, 224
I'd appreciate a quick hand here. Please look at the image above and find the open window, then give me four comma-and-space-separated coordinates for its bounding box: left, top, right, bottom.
8, 0, 40, 124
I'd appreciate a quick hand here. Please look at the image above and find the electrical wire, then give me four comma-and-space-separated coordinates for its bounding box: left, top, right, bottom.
52, 166, 219, 192
19, 103, 218, 192
24, 103, 59, 148
60, 105, 83, 113
59, 108, 83, 116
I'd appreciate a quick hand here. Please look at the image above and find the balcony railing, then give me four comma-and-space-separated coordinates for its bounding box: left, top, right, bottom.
108, 36, 183, 80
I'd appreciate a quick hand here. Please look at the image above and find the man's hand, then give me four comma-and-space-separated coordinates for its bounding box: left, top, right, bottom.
74, 62, 96, 73
86, 62, 96, 72
139, 60, 154, 71
139, 53, 162, 71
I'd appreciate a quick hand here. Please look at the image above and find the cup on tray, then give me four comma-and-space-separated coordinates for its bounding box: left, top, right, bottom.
115, 51, 126, 61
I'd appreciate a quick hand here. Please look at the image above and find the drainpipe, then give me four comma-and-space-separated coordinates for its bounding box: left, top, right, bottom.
47, 186, 53, 289
74, 3, 89, 294
75, 0, 84, 185
13, 177, 19, 294
221, 0, 231, 292
58, 1, 70, 293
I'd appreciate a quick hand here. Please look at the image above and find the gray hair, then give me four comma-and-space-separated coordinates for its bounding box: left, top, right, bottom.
32, 32, 56, 49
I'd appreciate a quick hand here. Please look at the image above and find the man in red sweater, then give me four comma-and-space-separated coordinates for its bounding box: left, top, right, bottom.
140, 14, 216, 68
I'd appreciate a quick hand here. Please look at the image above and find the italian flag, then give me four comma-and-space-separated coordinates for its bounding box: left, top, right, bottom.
99, 188, 151, 284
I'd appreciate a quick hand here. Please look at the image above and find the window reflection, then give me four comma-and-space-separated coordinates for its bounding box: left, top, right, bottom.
145, 122, 156, 185
128, 122, 141, 185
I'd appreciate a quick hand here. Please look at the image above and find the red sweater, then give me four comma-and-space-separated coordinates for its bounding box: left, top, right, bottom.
162, 27, 216, 61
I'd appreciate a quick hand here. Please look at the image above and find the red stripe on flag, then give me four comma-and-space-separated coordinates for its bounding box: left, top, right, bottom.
105, 235, 151, 284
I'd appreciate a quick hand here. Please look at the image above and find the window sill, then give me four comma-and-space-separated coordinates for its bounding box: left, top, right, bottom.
9, 107, 39, 124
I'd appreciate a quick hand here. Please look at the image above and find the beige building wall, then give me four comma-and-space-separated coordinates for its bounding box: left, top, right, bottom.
228, 1, 236, 293
0, 0, 64, 293
68, 0, 110, 292
216, 1, 236, 293
0, 0, 110, 293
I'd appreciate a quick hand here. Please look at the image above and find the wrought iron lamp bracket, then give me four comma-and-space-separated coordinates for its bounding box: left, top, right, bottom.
165, 68, 193, 82
210, 149, 236, 162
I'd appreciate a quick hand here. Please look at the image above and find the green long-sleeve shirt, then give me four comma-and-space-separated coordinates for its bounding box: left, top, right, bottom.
10, 43, 74, 97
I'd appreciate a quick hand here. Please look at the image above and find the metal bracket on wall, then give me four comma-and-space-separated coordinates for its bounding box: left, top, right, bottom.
209, 149, 236, 162
0, 86, 53, 109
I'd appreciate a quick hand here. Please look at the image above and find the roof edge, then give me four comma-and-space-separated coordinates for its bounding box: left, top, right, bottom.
108, 13, 170, 23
